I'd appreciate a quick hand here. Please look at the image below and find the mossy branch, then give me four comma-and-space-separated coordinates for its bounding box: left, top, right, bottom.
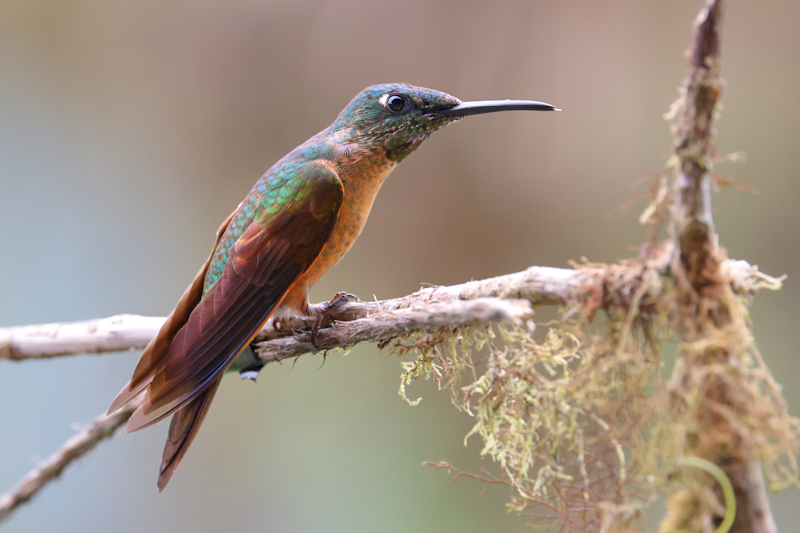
663, 1, 784, 532
0, 255, 778, 362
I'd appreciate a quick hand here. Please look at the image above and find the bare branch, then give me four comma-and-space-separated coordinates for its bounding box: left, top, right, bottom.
0, 314, 164, 361
0, 399, 140, 523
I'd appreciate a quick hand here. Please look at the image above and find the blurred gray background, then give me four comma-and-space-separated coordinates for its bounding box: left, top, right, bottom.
1, 1, 798, 531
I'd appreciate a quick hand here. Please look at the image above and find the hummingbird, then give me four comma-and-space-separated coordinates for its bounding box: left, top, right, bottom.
108, 83, 558, 491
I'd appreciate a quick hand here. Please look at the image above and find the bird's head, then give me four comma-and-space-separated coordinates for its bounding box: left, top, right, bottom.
330, 83, 558, 162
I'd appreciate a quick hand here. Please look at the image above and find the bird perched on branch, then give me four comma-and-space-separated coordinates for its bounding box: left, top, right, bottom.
108, 83, 558, 490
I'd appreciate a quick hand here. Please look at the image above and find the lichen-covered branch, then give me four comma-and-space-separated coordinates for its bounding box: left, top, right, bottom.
0, 399, 140, 523
663, 1, 781, 532
0, 256, 779, 362
252, 298, 533, 364
669, 0, 724, 275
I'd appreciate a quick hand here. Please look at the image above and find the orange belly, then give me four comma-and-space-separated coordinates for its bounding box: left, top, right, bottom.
279, 155, 396, 313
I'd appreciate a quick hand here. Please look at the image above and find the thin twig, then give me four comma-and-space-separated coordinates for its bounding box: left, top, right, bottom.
0, 399, 140, 522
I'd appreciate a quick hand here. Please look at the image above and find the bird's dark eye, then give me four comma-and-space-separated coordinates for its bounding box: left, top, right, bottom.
386, 94, 406, 113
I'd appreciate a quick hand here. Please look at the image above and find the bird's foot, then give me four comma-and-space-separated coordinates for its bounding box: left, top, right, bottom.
295, 292, 361, 349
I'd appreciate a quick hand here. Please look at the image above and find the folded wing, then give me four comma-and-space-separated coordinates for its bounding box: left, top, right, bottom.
109, 164, 344, 489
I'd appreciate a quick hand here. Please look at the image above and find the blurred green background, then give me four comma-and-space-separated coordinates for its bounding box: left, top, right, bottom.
1, 1, 798, 531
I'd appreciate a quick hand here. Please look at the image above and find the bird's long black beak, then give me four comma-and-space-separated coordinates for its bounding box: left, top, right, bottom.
441, 99, 560, 116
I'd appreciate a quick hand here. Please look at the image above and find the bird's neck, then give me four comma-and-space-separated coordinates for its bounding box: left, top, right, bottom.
306, 128, 398, 194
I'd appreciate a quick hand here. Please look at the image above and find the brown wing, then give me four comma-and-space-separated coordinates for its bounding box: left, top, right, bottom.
113, 164, 343, 489
108, 210, 236, 414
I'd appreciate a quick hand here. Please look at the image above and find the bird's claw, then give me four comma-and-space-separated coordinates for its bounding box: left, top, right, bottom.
329, 291, 360, 307
291, 322, 324, 348
296, 292, 361, 349
310, 314, 325, 348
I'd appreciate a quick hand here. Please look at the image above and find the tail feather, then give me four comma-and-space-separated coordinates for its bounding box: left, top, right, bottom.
157, 380, 221, 492
108, 376, 153, 415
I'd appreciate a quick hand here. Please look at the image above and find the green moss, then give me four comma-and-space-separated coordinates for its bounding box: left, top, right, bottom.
385, 270, 799, 531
